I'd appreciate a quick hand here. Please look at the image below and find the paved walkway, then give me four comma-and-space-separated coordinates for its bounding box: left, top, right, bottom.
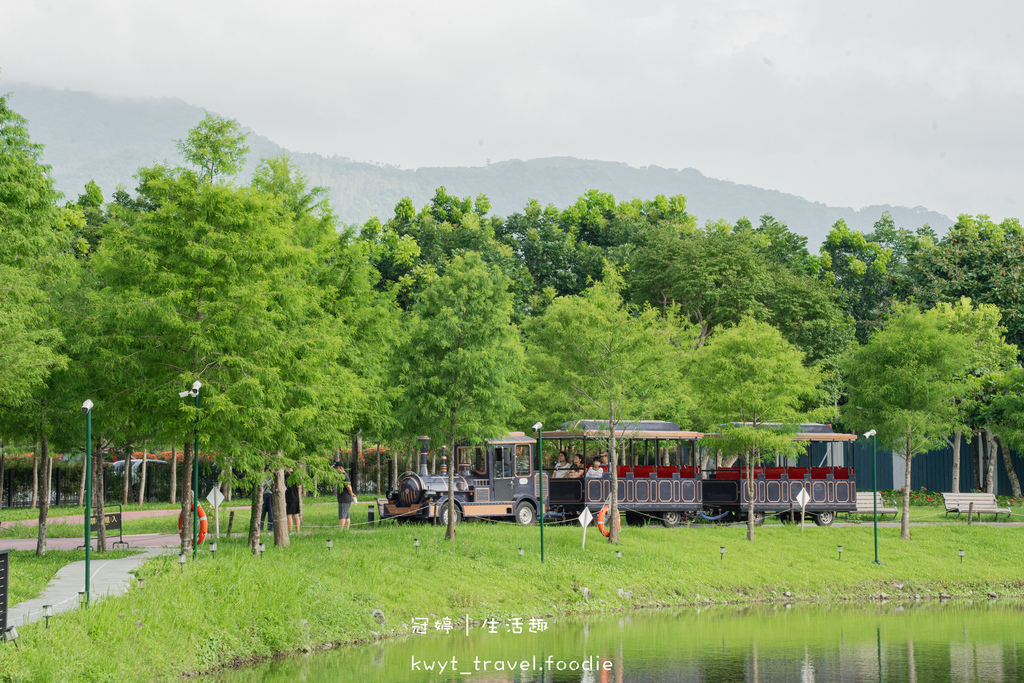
6, 547, 173, 627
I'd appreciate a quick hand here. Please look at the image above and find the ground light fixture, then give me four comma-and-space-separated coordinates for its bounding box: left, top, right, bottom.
616, 550, 622, 559
414, 538, 420, 552
720, 546, 726, 561
258, 542, 266, 556
959, 549, 965, 564
179, 553, 187, 573
838, 545, 844, 561
137, 577, 146, 592
210, 542, 217, 559
327, 539, 333, 551
43, 605, 52, 629
78, 591, 85, 604
4, 626, 18, 649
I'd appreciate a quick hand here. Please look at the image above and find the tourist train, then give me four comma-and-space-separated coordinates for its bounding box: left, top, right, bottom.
376, 421, 857, 527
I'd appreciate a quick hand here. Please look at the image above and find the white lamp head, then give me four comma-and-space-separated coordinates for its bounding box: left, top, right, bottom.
81, 399, 94, 414
862, 429, 876, 438
532, 421, 543, 431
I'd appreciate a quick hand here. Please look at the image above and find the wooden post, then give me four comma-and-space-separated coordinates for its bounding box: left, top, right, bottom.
227, 510, 235, 537
968, 501, 974, 525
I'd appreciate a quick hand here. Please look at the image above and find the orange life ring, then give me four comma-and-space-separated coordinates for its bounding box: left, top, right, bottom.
178, 504, 208, 544
596, 505, 621, 537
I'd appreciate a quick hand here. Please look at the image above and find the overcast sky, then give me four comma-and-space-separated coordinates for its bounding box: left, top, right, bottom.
2, 0, 1022, 221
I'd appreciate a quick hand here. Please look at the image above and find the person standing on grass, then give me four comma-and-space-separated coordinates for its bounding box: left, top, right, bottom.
285, 468, 302, 533
260, 473, 274, 532
334, 460, 356, 530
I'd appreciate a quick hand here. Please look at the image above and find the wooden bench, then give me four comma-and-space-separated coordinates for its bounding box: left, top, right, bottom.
941, 492, 1011, 521
852, 491, 898, 519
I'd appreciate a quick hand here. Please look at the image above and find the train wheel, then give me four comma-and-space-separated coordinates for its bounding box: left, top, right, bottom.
625, 511, 645, 527
515, 501, 536, 526
813, 510, 835, 526
440, 504, 461, 527
662, 511, 682, 528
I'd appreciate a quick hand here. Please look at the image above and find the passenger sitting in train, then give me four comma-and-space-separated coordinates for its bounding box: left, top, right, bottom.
585, 458, 604, 478
567, 454, 586, 478
553, 451, 571, 478
599, 453, 610, 470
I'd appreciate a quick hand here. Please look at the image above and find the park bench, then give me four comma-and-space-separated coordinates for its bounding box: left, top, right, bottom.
851, 491, 898, 520
941, 492, 1011, 521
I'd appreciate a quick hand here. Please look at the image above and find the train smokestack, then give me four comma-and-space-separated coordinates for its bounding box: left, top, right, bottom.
418, 436, 430, 477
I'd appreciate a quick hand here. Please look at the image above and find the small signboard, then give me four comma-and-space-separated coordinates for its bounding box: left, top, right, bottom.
0, 549, 9, 634
579, 508, 593, 549
795, 488, 810, 507
206, 487, 225, 508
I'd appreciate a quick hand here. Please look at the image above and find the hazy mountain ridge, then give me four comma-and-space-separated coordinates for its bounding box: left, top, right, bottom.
7, 83, 952, 245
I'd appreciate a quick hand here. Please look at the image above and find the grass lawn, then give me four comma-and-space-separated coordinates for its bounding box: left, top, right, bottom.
1, 510, 1022, 682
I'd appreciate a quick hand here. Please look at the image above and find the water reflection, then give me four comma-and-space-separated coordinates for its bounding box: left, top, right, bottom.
211, 603, 1024, 683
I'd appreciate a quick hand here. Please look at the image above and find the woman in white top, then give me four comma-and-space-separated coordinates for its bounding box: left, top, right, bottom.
553, 451, 571, 478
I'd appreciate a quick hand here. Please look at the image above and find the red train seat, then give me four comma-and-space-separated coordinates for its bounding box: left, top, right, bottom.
657, 466, 678, 478
617, 465, 632, 478
833, 467, 850, 479
788, 467, 808, 479
811, 467, 831, 479
765, 467, 786, 479
679, 466, 697, 478
717, 468, 740, 479
634, 466, 656, 478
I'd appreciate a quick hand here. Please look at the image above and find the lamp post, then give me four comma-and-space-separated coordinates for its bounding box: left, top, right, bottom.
533, 422, 544, 564
179, 381, 202, 559
863, 429, 883, 565
82, 399, 94, 606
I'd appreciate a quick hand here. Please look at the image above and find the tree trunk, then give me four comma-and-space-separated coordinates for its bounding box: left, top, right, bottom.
446, 438, 456, 541
985, 427, 997, 494
272, 466, 289, 547
122, 450, 131, 505
0, 441, 5, 511
36, 432, 51, 556
224, 466, 232, 502
351, 431, 362, 495
746, 449, 756, 542
391, 450, 398, 492
997, 435, 1022, 498
78, 451, 87, 507
376, 443, 381, 496
94, 448, 107, 552
180, 441, 194, 555
170, 445, 177, 504
138, 446, 148, 505
973, 431, 982, 491
608, 403, 620, 544
901, 432, 912, 541
31, 441, 38, 509
950, 430, 962, 494
248, 481, 262, 552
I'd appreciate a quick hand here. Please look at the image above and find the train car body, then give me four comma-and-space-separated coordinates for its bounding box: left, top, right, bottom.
545, 420, 857, 526
545, 420, 704, 527
377, 433, 547, 526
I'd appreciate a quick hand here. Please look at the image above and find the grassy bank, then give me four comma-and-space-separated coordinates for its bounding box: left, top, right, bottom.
1, 516, 1023, 681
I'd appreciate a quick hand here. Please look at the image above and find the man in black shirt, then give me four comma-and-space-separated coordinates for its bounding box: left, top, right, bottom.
334, 460, 357, 531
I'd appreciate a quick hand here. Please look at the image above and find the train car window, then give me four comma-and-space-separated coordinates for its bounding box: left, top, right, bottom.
495, 446, 513, 478
515, 445, 532, 475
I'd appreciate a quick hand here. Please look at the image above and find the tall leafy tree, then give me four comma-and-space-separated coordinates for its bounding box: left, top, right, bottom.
523, 266, 686, 543
690, 318, 820, 541
841, 305, 970, 540
394, 251, 523, 540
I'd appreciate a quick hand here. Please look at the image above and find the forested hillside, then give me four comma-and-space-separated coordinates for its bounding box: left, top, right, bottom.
8, 83, 951, 245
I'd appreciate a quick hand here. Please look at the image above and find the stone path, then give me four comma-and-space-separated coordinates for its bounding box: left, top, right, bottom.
6, 547, 173, 627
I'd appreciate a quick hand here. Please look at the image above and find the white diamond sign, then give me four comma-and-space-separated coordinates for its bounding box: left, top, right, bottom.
206, 487, 225, 508
795, 488, 810, 507
578, 507, 593, 527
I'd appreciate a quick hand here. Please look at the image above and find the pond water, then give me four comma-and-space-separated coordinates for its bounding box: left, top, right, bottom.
214, 602, 1024, 682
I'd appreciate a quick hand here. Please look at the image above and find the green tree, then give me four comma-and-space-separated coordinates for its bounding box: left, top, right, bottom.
523, 266, 686, 542
690, 318, 819, 541
987, 368, 1024, 497
393, 251, 523, 540
0, 94, 70, 405
929, 297, 1018, 493
841, 305, 970, 540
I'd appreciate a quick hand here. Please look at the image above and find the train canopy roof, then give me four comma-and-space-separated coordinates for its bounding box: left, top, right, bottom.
717, 422, 858, 441
542, 420, 703, 440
